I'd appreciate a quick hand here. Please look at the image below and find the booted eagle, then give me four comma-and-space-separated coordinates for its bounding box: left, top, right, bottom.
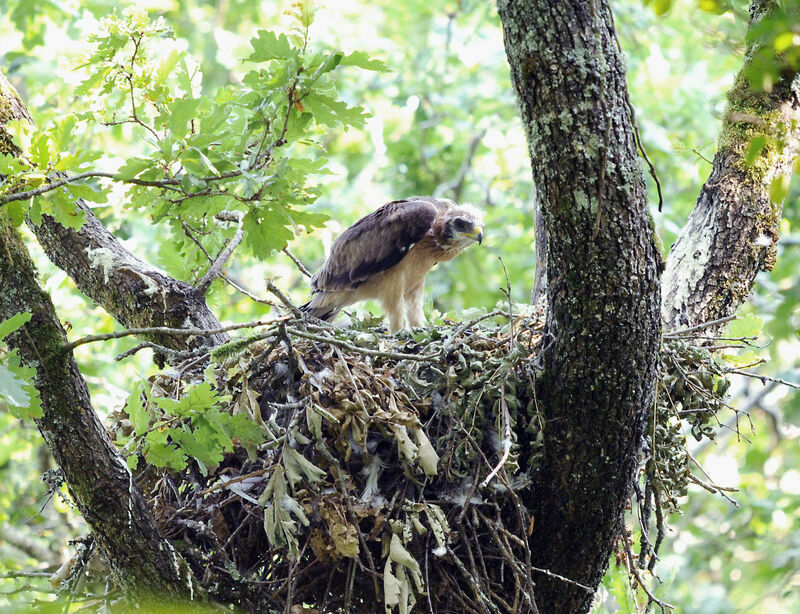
301, 196, 484, 332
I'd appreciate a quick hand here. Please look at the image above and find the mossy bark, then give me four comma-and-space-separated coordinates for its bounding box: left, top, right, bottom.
661, 0, 800, 330
0, 214, 192, 602
497, 1, 661, 613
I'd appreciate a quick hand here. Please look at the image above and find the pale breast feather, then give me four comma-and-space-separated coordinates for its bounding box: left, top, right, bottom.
311, 198, 439, 292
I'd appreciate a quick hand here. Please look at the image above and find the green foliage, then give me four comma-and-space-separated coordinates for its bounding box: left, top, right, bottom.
120, 381, 264, 474
0, 312, 42, 420
698, 0, 735, 14
745, 3, 800, 92
726, 311, 764, 338
0, 311, 31, 340
1, 5, 387, 272
643, 0, 675, 16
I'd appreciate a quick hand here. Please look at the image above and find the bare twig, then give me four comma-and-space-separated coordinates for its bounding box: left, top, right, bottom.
687, 473, 740, 507
622, 535, 675, 613
265, 278, 303, 319
195, 211, 245, 295
0, 571, 53, 579
282, 247, 312, 278
687, 451, 739, 493
0, 584, 58, 595
1, 171, 113, 204
691, 148, 713, 165
727, 369, 799, 389
479, 374, 512, 488
196, 469, 271, 497
1, 166, 254, 206
220, 273, 279, 308
527, 564, 593, 593
499, 257, 514, 351
114, 341, 181, 361
180, 219, 213, 261
442, 309, 508, 353
64, 318, 281, 352
662, 314, 737, 338
285, 326, 438, 362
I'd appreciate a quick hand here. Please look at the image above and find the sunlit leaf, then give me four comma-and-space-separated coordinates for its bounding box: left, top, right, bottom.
0, 311, 31, 341
726, 313, 764, 338
744, 135, 767, 165
340, 50, 391, 72
143, 429, 187, 471
248, 30, 295, 62
124, 384, 150, 437
0, 348, 41, 420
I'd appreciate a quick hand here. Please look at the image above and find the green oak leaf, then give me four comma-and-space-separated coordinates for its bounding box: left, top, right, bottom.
248, 31, 295, 62
0, 311, 31, 341
340, 50, 391, 72
143, 429, 187, 471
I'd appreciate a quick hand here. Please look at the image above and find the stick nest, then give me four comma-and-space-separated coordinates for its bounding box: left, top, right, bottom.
100, 308, 739, 613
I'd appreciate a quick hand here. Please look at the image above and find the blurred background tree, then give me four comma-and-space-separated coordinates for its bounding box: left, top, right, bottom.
0, 0, 797, 611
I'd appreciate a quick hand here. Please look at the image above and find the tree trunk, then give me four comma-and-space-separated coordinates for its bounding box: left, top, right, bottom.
1, 72, 192, 603
661, 0, 800, 329
497, 2, 662, 613
0, 216, 192, 602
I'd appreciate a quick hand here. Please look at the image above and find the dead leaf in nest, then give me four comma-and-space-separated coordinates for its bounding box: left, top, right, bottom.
369, 513, 388, 539
290, 606, 321, 614
415, 429, 439, 477
320, 502, 359, 559
309, 527, 335, 562
234, 385, 263, 424
210, 508, 231, 543
329, 518, 359, 558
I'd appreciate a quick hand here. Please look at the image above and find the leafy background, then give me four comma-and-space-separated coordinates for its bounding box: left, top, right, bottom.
0, 0, 798, 611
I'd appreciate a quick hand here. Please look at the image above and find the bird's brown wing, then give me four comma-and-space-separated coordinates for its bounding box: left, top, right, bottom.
311, 198, 440, 292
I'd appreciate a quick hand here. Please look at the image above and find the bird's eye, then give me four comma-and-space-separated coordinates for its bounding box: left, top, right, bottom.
453, 217, 471, 232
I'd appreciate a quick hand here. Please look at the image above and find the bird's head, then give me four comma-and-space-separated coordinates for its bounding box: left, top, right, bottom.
440, 204, 484, 248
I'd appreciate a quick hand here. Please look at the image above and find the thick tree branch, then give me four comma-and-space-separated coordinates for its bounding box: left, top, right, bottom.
29, 201, 229, 352
0, 70, 206, 603
662, 1, 800, 330
0, 214, 191, 603
498, 1, 661, 612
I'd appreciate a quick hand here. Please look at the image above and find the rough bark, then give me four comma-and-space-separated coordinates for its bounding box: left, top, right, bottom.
0, 214, 192, 602
661, 0, 800, 330
531, 195, 547, 305
0, 70, 227, 353
31, 201, 229, 351
497, 2, 661, 613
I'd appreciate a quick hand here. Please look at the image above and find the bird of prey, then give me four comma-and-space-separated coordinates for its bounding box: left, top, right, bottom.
301, 196, 484, 332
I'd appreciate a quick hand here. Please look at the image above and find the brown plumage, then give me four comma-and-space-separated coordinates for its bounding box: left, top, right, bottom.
301, 196, 484, 331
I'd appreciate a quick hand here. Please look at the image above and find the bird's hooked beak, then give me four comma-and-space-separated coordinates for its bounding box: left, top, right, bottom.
468, 225, 484, 245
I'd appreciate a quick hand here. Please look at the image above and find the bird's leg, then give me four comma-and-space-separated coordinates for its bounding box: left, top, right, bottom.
385, 304, 407, 332
380, 286, 408, 332
405, 280, 427, 328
